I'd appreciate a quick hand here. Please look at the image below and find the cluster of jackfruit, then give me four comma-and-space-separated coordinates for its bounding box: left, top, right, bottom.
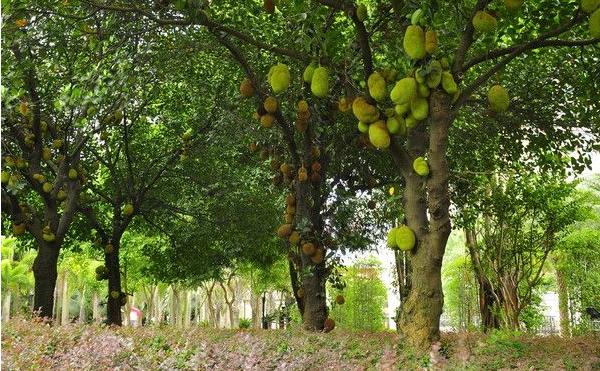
42, 224, 56, 242
386, 225, 416, 251
303, 63, 330, 98
583, 0, 600, 37
180, 128, 193, 161
95, 265, 109, 281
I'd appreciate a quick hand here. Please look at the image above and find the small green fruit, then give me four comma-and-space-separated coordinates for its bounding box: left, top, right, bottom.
311, 67, 330, 98
68, 168, 78, 180
487, 85, 510, 113
395, 225, 416, 251
413, 156, 430, 176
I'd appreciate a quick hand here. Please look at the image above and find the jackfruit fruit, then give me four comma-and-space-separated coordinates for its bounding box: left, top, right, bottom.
390, 77, 417, 105
411, 97, 429, 120
590, 8, 600, 37
289, 231, 300, 245
441, 71, 458, 94
277, 224, 293, 238
335, 295, 345, 305
323, 317, 335, 332
269, 63, 290, 93
310, 248, 324, 264
33, 173, 46, 183
260, 114, 275, 128
352, 97, 380, 123
505, 0, 523, 10
387, 228, 398, 248
368, 121, 390, 149
403, 25, 426, 60
338, 96, 352, 112
123, 203, 134, 216
42, 182, 52, 193
405, 113, 419, 129
303, 63, 316, 83
582, 0, 600, 13
105, 244, 114, 254
302, 242, 316, 256
488, 85, 510, 113
358, 121, 369, 133
298, 166, 308, 182
386, 116, 406, 136
240, 78, 255, 98
368, 72, 387, 102
426, 61, 443, 88
57, 189, 67, 201
311, 172, 321, 183
395, 103, 410, 116
297, 100, 309, 112
42, 147, 52, 161
68, 168, 78, 180
472, 11, 497, 33
425, 30, 438, 54
440, 57, 450, 70
395, 225, 415, 251
311, 67, 330, 98
1, 171, 9, 184
264, 96, 278, 113
417, 83, 430, 98
413, 156, 429, 176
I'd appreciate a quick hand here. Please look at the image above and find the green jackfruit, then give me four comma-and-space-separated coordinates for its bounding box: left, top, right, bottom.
505, 0, 523, 10
405, 113, 418, 129
395, 225, 415, 251
269, 63, 290, 93
417, 83, 430, 98
472, 11, 497, 33
403, 25, 426, 60
411, 97, 429, 120
439, 58, 450, 70
311, 67, 330, 98
425, 30, 438, 54
357, 121, 369, 133
387, 228, 399, 248
441, 71, 458, 95
303, 63, 316, 83
352, 97, 380, 123
368, 72, 387, 102
368, 121, 390, 149
426, 62, 442, 89
591, 8, 600, 37
386, 116, 406, 136
356, 4, 368, 21
42, 182, 52, 193
582, 0, 600, 13
390, 77, 417, 105
395, 102, 410, 116
413, 156, 429, 176
487, 85, 510, 113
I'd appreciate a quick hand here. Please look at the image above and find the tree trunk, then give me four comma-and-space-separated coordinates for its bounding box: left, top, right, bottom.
555, 263, 570, 337
61, 273, 69, 324
170, 286, 178, 326
251, 290, 261, 329
105, 239, 123, 325
465, 229, 502, 332
78, 287, 86, 324
394, 249, 412, 324
32, 242, 59, 319
500, 276, 521, 330
184, 290, 192, 327
92, 292, 100, 322
2, 292, 12, 323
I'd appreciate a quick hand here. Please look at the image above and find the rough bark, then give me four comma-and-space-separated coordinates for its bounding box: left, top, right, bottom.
32, 241, 60, 319
78, 288, 86, 324
250, 290, 261, 329
184, 290, 192, 327
61, 273, 70, 324
92, 292, 100, 322
105, 239, 123, 325
392, 92, 452, 350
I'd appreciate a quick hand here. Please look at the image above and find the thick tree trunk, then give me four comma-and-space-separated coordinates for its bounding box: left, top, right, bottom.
555, 263, 570, 337
500, 277, 521, 330
184, 290, 192, 327
105, 239, 123, 325
394, 249, 412, 324
2, 292, 12, 323
32, 242, 59, 319
251, 291, 261, 329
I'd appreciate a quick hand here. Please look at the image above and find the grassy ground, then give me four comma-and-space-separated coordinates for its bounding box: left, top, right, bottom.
1, 319, 599, 370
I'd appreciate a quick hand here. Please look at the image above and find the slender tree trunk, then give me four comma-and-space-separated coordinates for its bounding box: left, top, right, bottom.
465, 229, 502, 331
394, 249, 412, 324
184, 290, 192, 327
105, 239, 123, 325
92, 292, 100, 322
251, 290, 261, 329
61, 274, 69, 324
78, 288, 86, 324
170, 286, 178, 326
32, 242, 59, 319
555, 263, 571, 337
2, 292, 12, 323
